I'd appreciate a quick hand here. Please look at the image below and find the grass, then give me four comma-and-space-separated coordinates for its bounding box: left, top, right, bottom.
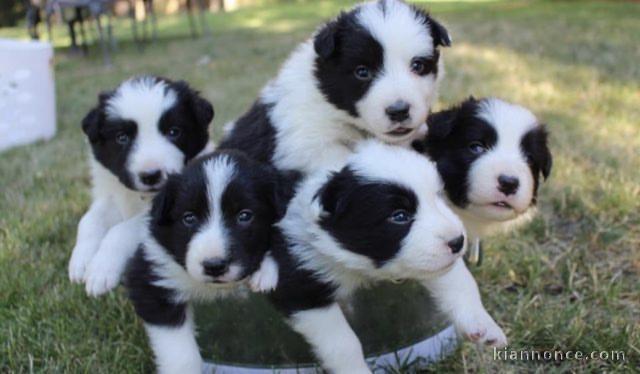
1, 0, 639, 372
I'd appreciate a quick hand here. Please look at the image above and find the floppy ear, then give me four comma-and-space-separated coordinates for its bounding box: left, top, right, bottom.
266, 168, 301, 220
316, 168, 356, 217
522, 125, 553, 181
314, 18, 340, 60
429, 17, 452, 47
81, 108, 102, 143
191, 93, 214, 130
411, 139, 426, 153
537, 125, 553, 180
151, 174, 179, 225
426, 107, 457, 140
174, 81, 215, 129
97, 90, 114, 104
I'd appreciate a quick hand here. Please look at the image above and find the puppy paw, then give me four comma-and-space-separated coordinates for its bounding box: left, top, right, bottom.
68, 243, 97, 284
84, 254, 125, 297
249, 255, 279, 293
456, 309, 507, 348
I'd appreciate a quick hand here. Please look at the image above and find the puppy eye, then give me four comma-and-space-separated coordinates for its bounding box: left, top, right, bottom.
410, 56, 435, 76
469, 141, 487, 155
388, 209, 412, 224
354, 65, 373, 81
410, 58, 426, 75
182, 212, 198, 227
115, 131, 130, 145
166, 127, 182, 140
237, 209, 254, 224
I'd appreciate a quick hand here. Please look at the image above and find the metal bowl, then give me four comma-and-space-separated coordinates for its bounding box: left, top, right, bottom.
196, 281, 458, 373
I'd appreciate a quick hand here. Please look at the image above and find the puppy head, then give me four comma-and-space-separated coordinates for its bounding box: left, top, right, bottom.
149, 151, 288, 284
82, 76, 214, 192
421, 97, 552, 223
306, 141, 465, 279
313, 0, 450, 144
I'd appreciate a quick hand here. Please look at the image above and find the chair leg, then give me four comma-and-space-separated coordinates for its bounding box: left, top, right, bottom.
146, 0, 158, 42
77, 9, 89, 55
195, 0, 211, 37
46, 13, 54, 43
129, 0, 143, 49
68, 20, 80, 53
142, 2, 149, 42
186, 0, 197, 38
107, 13, 116, 51
95, 15, 112, 66
26, 6, 42, 40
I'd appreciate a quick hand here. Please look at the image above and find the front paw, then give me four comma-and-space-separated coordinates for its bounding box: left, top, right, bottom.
456, 309, 507, 347
84, 254, 124, 297
249, 255, 279, 293
68, 243, 98, 284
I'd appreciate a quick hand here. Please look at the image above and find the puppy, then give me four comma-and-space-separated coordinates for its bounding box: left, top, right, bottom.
125, 150, 288, 374
219, 0, 451, 173
415, 97, 552, 261
268, 141, 507, 374
68, 76, 215, 296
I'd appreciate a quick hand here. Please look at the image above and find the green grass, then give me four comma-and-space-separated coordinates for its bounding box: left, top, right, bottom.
1, 0, 639, 372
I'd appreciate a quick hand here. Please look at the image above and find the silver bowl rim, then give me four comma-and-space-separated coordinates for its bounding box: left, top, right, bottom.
204, 324, 458, 373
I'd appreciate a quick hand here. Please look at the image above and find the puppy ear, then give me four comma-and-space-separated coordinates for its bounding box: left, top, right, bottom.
542, 151, 552, 180
314, 18, 340, 59
191, 93, 214, 130
316, 168, 355, 217
151, 175, 179, 225
267, 169, 300, 220
537, 125, 553, 180
522, 125, 553, 181
98, 90, 114, 104
175, 81, 215, 129
411, 139, 426, 153
81, 108, 101, 143
429, 17, 452, 47
426, 107, 457, 140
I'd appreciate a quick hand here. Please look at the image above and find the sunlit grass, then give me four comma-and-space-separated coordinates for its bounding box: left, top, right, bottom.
1, 0, 639, 372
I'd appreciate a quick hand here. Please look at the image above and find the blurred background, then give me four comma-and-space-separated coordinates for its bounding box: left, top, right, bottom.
0, 0, 638, 372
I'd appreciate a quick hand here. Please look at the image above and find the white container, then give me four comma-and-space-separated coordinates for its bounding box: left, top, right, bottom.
0, 38, 56, 153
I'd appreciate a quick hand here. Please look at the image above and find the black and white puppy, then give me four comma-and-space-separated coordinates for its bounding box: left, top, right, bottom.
268, 141, 506, 374
125, 150, 287, 374
220, 0, 451, 173
68, 76, 215, 296
415, 97, 552, 258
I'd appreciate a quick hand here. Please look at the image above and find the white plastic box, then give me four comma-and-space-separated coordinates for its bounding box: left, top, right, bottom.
0, 39, 56, 153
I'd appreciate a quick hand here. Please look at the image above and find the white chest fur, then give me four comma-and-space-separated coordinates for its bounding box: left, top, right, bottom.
90, 159, 153, 219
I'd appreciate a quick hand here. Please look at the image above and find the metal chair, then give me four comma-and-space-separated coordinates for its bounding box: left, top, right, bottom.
185, 0, 211, 38
45, 0, 116, 65
24, 0, 43, 40
132, 0, 210, 45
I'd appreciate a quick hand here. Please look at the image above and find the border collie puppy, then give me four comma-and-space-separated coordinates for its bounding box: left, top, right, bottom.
415, 97, 552, 261
219, 0, 451, 174
125, 150, 287, 374
68, 76, 215, 296
268, 141, 507, 374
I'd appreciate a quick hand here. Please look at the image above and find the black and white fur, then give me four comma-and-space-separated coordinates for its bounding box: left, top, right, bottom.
125, 151, 288, 373
415, 97, 552, 243
219, 0, 451, 174
68, 76, 215, 296
268, 141, 507, 374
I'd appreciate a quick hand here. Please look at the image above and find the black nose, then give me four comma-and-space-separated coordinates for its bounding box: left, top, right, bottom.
498, 175, 520, 196
447, 235, 465, 254
202, 258, 229, 277
139, 170, 162, 186
385, 101, 411, 123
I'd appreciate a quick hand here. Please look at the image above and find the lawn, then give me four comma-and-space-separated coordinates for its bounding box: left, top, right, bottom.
1, 0, 639, 372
